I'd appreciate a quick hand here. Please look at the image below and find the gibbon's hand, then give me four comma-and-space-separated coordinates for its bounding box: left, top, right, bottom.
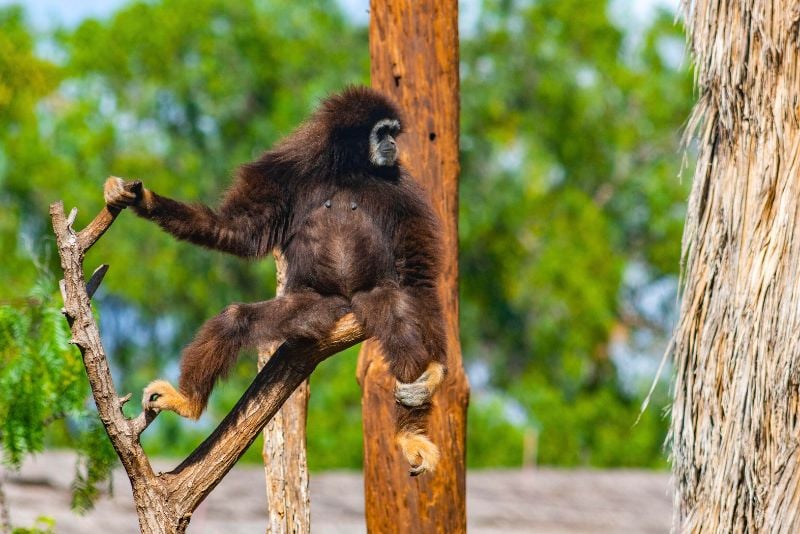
103, 176, 143, 210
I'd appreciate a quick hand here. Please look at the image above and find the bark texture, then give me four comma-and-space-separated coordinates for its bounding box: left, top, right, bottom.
358, 1, 469, 532
671, 1, 800, 531
50, 194, 364, 533
258, 252, 311, 534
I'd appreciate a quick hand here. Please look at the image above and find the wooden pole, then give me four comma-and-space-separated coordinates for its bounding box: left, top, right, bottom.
259, 252, 311, 534
358, 1, 469, 532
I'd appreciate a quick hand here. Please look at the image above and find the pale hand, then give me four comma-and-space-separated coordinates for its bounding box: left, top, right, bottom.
103, 176, 142, 209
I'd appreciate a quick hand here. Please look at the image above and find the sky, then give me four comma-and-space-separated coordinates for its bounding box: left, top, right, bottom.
0, 0, 371, 28
3, 0, 677, 33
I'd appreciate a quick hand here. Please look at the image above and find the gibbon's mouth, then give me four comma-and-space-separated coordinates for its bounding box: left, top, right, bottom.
378, 144, 398, 162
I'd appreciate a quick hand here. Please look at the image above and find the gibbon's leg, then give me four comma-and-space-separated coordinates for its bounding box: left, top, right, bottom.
351, 285, 446, 475
142, 292, 350, 419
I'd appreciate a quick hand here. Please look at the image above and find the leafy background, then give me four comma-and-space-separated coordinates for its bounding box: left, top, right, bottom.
0, 0, 692, 506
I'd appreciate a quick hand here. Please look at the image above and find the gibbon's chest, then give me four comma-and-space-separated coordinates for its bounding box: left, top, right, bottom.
282, 185, 398, 295
295, 184, 394, 238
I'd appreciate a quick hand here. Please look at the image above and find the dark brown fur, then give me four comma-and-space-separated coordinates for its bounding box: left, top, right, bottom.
133, 86, 446, 449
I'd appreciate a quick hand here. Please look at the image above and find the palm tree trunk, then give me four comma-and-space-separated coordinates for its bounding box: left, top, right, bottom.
671, 1, 800, 530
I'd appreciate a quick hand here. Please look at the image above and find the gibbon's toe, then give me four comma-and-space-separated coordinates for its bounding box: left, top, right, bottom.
397, 431, 440, 477
394, 362, 446, 408
394, 380, 431, 407
141, 379, 201, 419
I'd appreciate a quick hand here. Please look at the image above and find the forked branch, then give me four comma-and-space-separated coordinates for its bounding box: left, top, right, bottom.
49, 181, 365, 533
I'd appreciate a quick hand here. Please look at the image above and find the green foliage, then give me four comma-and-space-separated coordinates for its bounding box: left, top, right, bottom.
12, 516, 56, 534
459, 0, 692, 466
0, 6, 63, 296
466, 395, 526, 468
71, 419, 118, 513
0, 280, 82, 466
307, 345, 364, 470
511, 376, 669, 467
0, 275, 117, 510
0, 7, 59, 127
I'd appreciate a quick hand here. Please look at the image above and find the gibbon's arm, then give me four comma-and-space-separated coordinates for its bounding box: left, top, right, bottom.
393, 193, 448, 364
104, 164, 288, 258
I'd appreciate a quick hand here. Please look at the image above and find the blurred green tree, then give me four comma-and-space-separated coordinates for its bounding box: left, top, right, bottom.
460, 0, 692, 466
0, 8, 117, 516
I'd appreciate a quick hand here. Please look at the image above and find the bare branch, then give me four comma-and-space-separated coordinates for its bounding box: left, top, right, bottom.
77, 180, 141, 251
50, 200, 156, 480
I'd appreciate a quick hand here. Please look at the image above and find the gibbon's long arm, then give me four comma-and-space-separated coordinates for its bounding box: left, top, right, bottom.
378, 190, 447, 475
104, 167, 288, 258
392, 193, 447, 367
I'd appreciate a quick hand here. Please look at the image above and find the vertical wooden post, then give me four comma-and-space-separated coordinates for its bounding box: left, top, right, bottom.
358, 1, 469, 532
259, 252, 311, 534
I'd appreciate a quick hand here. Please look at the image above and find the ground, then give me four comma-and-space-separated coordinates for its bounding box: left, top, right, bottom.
3, 451, 671, 533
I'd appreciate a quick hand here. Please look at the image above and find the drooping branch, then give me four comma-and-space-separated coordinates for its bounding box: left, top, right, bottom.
50, 183, 365, 533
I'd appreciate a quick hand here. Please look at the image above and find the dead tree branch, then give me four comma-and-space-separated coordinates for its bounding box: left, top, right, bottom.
258, 251, 313, 533
49, 183, 364, 533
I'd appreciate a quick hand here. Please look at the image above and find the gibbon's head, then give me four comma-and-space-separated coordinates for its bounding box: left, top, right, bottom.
317, 86, 404, 171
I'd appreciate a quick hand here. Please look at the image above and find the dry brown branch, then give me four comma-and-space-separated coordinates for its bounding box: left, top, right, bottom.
671, 0, 800, 531
50, 190, 364, 533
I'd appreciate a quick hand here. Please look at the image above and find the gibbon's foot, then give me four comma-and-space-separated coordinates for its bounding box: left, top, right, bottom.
397, 431, 440, 476
394, 361, 446, 408
141, 379, 202, 419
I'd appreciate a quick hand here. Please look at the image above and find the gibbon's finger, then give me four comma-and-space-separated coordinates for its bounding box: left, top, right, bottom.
108, 198, 133, 210
103, 177, 134, 205
106, 189, 138, 208
104, 185, 124, 204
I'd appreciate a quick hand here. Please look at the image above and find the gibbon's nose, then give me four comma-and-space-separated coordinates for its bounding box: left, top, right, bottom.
381, 138, 396, 154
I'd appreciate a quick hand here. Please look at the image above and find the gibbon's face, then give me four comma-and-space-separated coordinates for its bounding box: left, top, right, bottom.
369, 118, 401, 167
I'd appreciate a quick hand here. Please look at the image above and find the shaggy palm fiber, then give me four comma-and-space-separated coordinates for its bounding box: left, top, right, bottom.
671, 1, 800, 531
